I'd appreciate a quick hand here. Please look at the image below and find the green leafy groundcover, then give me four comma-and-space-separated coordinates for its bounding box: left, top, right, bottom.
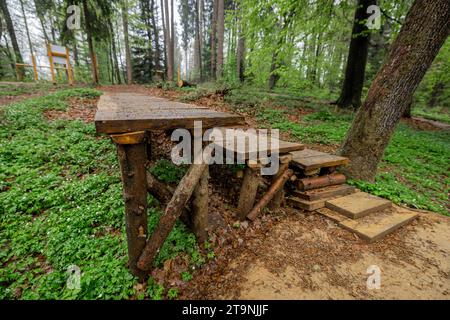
0, 89, 201, 299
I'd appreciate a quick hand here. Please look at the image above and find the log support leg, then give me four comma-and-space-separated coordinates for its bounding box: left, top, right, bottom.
137, 163, 208, 271
115, 139, 148, 281
237, 164, 261, 220
268, 154, 292, 211
192, 166, 209, 243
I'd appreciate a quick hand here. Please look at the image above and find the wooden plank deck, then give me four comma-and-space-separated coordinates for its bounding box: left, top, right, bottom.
209, 128, 305, 159
290, 148, 349, 170
95, 92, 245, 134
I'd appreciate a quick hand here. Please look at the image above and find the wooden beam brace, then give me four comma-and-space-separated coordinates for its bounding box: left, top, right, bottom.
247, 169, 294, 221
268, 154, 293, 211
137, 163, 208, 271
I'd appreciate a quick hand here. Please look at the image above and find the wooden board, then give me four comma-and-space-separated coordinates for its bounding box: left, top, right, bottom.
325, 192, 392, 219
317, 206, 418, 243
95, 92, 245, 134
287, 197, 325, 211
290, 149, 349, 171
293, 184, 357, 201
210, 128, 304, 159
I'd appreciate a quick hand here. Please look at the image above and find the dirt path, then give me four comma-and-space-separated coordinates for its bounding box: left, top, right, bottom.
189, 208, 449, 300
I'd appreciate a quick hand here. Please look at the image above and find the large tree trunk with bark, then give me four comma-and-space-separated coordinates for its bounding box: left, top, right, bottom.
210, 0, 218, 79
19, 0, 33, 57
335, 0, 376, 109
150, 0, 162, 71
236, 23, 246, 83
216, 0, 224, 79
109, 23, 122, 84
194, 0, 203, 81
163, 0, 174, 80
122, 0, 133, 84
340, 0, 450, 181
82, 0, 99, 84
0, 0, 24, 78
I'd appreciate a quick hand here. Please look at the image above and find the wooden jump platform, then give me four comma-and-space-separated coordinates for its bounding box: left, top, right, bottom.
95, 92, 244, 134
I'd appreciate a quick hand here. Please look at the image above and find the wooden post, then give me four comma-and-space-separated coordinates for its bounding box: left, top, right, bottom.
268, 154, 292, 211
247, 169, 294, 221
237, 163, 261, 220
31, 54, 38, 82
113, 133, 148, 280
192, 166, 209, 243
47, 43, 56, 84
65, 47, 74, 86
137, 163, 208, 271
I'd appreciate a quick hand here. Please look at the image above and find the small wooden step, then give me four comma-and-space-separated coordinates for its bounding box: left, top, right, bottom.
290, 149, 349, 171
287, 197, 326, 211
317, 206, 418, 242
293, 184, 357, 201
325, 192, 392, 219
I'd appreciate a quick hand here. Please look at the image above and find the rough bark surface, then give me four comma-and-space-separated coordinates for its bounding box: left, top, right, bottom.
336, 0, 376, 109
216, 0, 224, 79
237, 166, 261, 220
116, 143, 148, 280
192, 167, 209, 243
340, 0, 450, 181
247, 169, 294, 221
137, 164, 208, 271
267, 161, 290, 211
82, 0, 99, 84
0, 0, 24, 70
210, 0, 218, 79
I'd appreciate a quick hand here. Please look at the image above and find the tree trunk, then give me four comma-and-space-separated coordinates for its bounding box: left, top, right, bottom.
108, 21, 121, 84
340, 0, 450, 181
160, 0, 168, 76
163, 0, 174, 80
268, 51, 280, 91
210, 0, 218, 79
150, 0, 162, 71
335, 0, 376, 109
194, 0, 203, 81
82, 0, 99, 85
236, 21, 245, 83
170, 0, 175, 79
0, 0, 23, 74
216, 0, 224, 79
122, 0, 133, 84
19, 0, 34, 57
428, 81, 445, 108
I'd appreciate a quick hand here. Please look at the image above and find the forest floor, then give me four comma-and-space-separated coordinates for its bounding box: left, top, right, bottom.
0, 83, 449, 300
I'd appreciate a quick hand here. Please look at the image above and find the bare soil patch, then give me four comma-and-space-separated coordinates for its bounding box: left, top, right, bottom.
44, 97, 99, 123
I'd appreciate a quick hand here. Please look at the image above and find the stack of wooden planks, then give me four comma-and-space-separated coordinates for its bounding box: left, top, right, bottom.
287, 149, 356, 211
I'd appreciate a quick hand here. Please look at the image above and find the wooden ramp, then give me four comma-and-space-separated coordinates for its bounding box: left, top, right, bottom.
290, 149, 349, 171
95, 92, 245, 134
